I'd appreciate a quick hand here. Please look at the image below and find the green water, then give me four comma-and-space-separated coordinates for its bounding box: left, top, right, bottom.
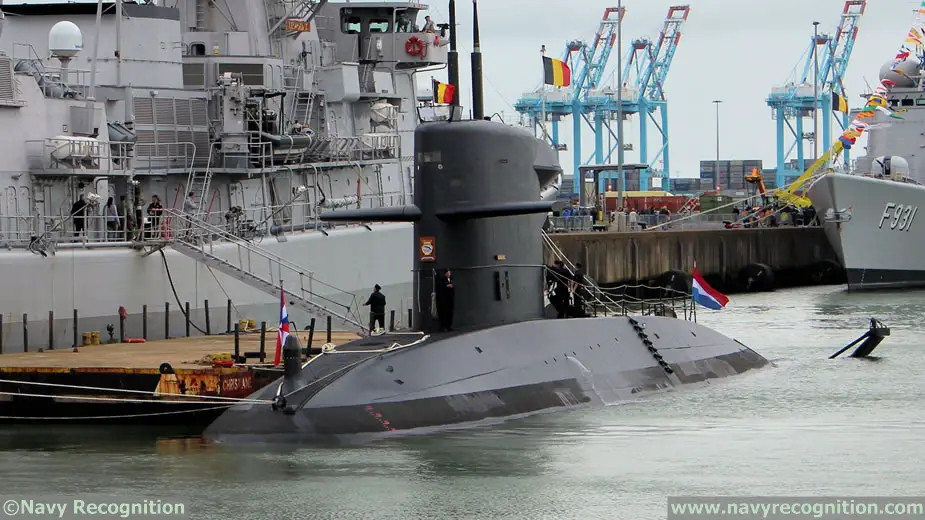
1, 286, 923, 519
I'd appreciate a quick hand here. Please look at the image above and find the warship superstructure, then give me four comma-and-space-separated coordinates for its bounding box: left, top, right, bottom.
0, 0, 449, 350
808, 57, 925, 289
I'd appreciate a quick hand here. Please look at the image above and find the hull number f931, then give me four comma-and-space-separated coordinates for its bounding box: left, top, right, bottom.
879, 202, 918, 231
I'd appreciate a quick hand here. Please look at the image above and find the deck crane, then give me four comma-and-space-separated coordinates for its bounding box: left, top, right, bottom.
586, 5, 690, 190
513, 7, 624, 183
766, 0, 866, 190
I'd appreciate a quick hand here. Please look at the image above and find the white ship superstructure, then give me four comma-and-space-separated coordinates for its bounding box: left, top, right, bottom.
0, 0, 450, 351
808, 56, 925, 289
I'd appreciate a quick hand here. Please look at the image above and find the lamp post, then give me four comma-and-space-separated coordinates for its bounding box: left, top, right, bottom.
713, 100, 721, 190
616, 0, 624, 211
813, 21, 820, 163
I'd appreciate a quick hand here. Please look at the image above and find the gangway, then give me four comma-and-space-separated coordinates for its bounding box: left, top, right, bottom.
159, 208, 366, 333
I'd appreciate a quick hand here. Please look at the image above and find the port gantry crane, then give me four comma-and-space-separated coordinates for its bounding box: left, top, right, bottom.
593, 4, 690, 190
513, 6, 624, 186
513, 5, 690, 193
766, 0, 866, 192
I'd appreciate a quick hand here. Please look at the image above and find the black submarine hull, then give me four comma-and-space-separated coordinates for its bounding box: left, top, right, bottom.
204, 316, 769, 441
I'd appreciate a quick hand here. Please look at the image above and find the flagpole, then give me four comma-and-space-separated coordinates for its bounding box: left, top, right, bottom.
540, 45, 547, 142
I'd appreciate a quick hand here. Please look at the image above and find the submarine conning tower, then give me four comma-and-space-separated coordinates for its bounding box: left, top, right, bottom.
320, 119, 562, 331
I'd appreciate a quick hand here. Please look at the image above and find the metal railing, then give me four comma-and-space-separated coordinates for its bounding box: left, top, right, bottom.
0, 193, 408, 250
160, 208, 365, 331
25, 139, 197, 175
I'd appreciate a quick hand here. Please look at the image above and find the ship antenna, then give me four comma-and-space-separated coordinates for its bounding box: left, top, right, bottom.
447, 0, 460, 121
470, 0, 484, 120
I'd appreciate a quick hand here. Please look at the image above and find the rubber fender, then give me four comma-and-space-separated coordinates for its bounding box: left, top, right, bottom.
159, 362, 174, 375
817, 259, 846, 285
654, 269, 691, 295
738, 263, 775, 292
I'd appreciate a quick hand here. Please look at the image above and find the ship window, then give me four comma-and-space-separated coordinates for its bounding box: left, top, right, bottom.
918, 98, 925, 106
902, 98, 914, 106
369, 19, 391, 33
341, 11, 361, 33
189, 43, 206, 56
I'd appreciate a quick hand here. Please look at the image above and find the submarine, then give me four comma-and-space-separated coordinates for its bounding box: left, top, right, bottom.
203, 1, 770, 442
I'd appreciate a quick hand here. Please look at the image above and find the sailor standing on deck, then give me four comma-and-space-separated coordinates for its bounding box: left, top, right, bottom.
435, 269, 455, 331
363, 284, 386, 333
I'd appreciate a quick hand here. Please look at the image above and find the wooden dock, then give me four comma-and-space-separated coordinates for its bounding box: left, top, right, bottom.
0, 330, 361, 370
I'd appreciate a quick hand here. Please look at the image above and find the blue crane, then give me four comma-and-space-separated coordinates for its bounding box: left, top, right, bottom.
585, 5, 690, 191
766, 0, 866, 189
513, 7, 624, 184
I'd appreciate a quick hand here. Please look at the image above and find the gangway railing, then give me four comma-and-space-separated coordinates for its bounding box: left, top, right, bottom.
158, 208, 366, 333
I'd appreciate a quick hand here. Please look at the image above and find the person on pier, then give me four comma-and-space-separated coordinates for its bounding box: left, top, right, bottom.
363, 284, 386, 333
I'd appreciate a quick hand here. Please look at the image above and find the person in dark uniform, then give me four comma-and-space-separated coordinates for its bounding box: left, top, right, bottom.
435, 269, 455, 331
549, 260, 571, 319
71, 194, 87, 237
363, 284, 386, 333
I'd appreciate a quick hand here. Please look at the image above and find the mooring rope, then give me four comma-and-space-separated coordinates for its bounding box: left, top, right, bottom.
0, 378, 273, 404
0, 404, 234, 421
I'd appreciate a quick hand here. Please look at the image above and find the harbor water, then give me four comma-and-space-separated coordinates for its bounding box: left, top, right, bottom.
1, 285, 923, 519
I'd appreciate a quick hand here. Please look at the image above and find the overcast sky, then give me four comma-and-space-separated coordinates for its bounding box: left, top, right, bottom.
419, 0, 922, 179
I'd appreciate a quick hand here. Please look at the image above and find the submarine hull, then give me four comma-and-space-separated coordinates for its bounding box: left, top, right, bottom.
204, 316, 769, 440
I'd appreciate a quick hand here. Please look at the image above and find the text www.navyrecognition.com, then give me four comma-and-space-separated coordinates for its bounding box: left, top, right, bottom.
667, 497, 925, 519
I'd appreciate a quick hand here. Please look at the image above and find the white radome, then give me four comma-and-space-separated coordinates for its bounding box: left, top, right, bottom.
48, 21, 83, 58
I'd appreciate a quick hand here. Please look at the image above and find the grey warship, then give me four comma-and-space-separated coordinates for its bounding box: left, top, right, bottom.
808, 57, 925, 290
203, 2, 770, 441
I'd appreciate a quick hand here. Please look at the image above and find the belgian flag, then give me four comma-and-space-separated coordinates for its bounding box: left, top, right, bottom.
433, 79, 455, 104
832, 93, 848, 114
543, 57, 571, 87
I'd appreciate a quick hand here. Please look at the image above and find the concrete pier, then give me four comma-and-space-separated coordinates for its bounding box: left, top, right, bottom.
546, 227, 844, 292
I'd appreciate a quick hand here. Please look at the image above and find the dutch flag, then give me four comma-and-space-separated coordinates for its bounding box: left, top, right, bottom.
691, 265, 729, 310
274, 283, 290, 366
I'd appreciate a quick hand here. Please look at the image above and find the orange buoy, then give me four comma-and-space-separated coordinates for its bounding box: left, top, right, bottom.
212, 359, 234, 368
124, 338, 147, 343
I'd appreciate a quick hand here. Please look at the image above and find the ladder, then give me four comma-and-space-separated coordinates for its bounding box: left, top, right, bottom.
183, 144, 215, 220
161, 208, 366, 332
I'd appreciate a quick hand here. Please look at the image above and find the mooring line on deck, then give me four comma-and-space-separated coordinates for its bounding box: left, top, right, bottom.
0, 404, 234, 421
0, 390, 273, 406
0, 378, 274, 404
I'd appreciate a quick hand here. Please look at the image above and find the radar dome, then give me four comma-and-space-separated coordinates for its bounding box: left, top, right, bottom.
872, 156, 910, 179
879, 58, 919, 89
48, 21, 83, 58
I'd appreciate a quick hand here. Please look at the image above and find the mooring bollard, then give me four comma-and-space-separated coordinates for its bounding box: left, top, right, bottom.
233, 322, 241, 362
259, 321, 267, 363
305, 317, 317, 358
22, 313, 27, 353
226, 299, 232, 333
142, 304, 148, 340
326, 315, 332, 343
165, 302, 170, 339
119, 307, 126, 343
204, 299, 211, 335
389, 310, 396, 332
72, 309, 78, 349
184, 302, 191, 337
48, 310, 54, 350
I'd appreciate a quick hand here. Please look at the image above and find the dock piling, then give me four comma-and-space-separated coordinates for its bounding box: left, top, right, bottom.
48, 310, 54, 350
0, 314, 3, 354
259, 321, 267, 362
204, 300, 211, 335
226, 299, 232, 333
389, 310, 395, 331
408, 308, 412, 330
22, 313, 27, 353
184, 302, 190, 337
72, 309, 78, 349
305, 317, 316, 358
326, 315, 332, 343
142, 304, 148, 340
165, 302, 170, 339
119, 308, 125, 343
233, 322, 240, 362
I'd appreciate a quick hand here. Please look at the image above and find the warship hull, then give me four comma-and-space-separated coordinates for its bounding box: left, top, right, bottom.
204, 316, 770, 441
0, 223, 414, 353
807, 173, 925, 290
